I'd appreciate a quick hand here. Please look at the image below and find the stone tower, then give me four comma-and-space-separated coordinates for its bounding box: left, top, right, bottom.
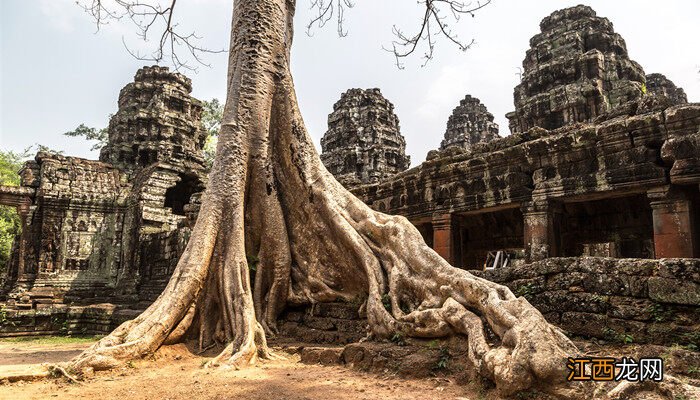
321, 88, 411, 187
645, 73, 688, 105
507, 5, 646, 134
440, 95, 500, 151
99, 66, 207, 174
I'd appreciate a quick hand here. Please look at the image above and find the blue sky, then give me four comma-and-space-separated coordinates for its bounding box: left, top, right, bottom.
1, 0, 699, 165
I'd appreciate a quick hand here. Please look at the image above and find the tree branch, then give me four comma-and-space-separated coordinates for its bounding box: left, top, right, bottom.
76, 0, 224, 72
385, 0, 490, 69
307, 0, 490, 69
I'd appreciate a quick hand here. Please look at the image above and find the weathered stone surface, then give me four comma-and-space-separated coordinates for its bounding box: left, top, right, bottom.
0, 304, 141, 337
439, 95, 500, 151
648, 277, 700, 305
277, 302, 368, 345
299, 347, 344, 365
646, 73, 688, 105
100, 66, 207, 174
320, 88, 410, 188
473, 257, 700, 345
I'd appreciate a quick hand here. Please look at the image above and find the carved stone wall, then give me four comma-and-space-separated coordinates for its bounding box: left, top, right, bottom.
0, 66, 207, 308
507, 5, 646, 134
5, 153, 129, 305
320, 89, 410, 188
440, 95, 500, 151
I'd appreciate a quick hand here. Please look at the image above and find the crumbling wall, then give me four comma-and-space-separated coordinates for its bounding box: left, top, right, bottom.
0, 304, 142, 337
473, 258, 700, 346
1, 66, 208, 308
137, 228, 192, 301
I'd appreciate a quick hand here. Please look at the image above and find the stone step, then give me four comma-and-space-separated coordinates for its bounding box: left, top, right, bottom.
0, 364, 50, 383
278, 321, 366, 345
275, 341, 469, 380
299, 346, 344, 365
282, 302, 363, 321
312, 302, 362, 320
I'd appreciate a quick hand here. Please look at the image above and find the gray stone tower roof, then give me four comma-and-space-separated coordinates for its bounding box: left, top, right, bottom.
507, 5, 646, 134
440, 95, 500, 151
99, 66, 207, 173
320, 88, 410, 187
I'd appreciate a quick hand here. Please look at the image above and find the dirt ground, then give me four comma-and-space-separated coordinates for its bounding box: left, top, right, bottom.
2, 337, 698, 400
0, 338, 486, 400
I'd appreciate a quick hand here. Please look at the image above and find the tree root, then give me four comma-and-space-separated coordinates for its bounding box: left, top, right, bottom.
603, 374, 700, 400
48, 364, 81, 384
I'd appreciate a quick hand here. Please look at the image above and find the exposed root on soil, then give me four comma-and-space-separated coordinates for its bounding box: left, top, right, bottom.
48, 364, 81, 384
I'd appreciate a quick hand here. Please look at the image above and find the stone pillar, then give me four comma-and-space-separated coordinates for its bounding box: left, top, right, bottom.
432, 213, 455, 265
15, 202, 30, 278
648, 186, 696, 258
521, 200, 562, 262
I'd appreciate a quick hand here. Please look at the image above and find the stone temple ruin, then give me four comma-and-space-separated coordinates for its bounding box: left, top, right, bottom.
320, 88, 411, 186
0, 66, 207, 312
1, 6, 699, 347
439, 95, 500, 151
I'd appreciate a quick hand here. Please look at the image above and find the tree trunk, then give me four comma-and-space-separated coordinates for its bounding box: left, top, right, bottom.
70, 0, 581, 395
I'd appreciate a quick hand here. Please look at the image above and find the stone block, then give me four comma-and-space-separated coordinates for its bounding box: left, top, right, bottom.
648, 277, 700, 305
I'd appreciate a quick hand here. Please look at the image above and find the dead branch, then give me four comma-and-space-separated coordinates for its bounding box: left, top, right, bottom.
307, 0, 490, 69
385, 0, 491, 68
76, 0, 224, 72
307, 0, 355, 37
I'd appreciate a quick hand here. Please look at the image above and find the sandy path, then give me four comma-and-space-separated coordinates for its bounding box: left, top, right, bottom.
0, 340, 483, 400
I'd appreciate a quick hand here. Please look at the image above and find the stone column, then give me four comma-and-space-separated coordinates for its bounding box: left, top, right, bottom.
15, 201, 30, 278
648, 186, 696, 258
521, 200, 562, 262
432, 213, 455, 265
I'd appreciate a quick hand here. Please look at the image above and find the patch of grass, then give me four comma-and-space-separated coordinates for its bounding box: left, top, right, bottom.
621, 333, 634, 345
680, 332, 700, 351
602, 327, 633, 344
381, 293, 391, 312
647, 303, 671, 322
514, 283, 535, 299
432, 346, 451, 371
390, 332, 406, 346
0, 335, 102, 345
